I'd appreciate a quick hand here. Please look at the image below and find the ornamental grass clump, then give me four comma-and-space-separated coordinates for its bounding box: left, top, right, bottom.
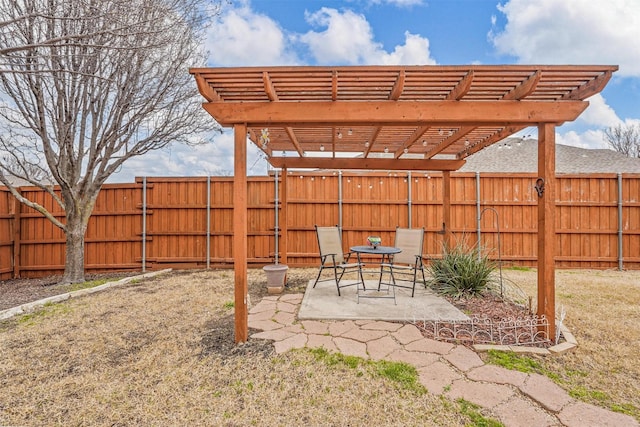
428, 241, 497, 299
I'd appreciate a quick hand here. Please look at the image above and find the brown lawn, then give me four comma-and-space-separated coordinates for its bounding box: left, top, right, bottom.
0, 267, 638, 425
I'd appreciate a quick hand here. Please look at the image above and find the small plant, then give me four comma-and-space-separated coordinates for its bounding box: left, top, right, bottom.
427, 241, 497, 298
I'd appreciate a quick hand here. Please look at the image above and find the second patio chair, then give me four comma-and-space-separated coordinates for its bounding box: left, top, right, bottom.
313, 225, 364, 296
379, 227, 427, 297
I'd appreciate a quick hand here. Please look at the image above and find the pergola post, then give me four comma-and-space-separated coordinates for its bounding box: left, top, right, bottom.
280, 167, 288, 265
537, 123, 556, 339
233, 123, 248, 343
442, 171, 452, 248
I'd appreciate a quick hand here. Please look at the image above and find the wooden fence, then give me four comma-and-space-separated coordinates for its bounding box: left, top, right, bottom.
0, 172, 638, 279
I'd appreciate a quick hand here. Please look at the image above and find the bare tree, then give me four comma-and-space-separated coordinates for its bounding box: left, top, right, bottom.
604, 123, 640, 158
0, 0, 222, 283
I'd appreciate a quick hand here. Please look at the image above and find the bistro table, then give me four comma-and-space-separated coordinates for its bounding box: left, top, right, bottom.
349, 245, 402, 303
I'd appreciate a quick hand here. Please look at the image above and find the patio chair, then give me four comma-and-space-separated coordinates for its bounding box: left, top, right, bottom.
313, 225, 364, 296
379, 227, 427, 297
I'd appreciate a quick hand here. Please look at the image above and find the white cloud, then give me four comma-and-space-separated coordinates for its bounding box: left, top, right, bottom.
109, 131, 267, 182
300, 8, 435, 65
490, 0, 640, 77
578, 94, 622, 128
368, 0, 424, 6
556, 129, 609, 150
205, 2, 298, 66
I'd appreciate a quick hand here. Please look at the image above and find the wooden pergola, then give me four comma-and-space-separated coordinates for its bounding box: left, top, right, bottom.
190, 65, 617, 343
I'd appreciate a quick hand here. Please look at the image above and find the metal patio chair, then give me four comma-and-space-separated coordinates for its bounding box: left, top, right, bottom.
313, 225, 364, 296
379, 227, 427, 297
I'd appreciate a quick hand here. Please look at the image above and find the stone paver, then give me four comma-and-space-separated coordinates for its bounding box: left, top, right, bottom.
273, 333, 307, 354
493, 395, 561, 427
249, 300, 277, 314
387, 349, 440, 368
328, 320, 357, 337
306, 334, 338, 352
466, 364, 528, 387
519, 373, 574, 413
558, 401, 640, 427
443, 345, 485, 372
341, 327, 388, 343
446, 378, 515, 409
361, 320, 404, 332
272, 311, 296, 326
333, 336, 369, 359
247, 293, 635, 427
247, 319, 283, 331
300, 320, 329, 335
417, 360, 463, 395
276, 301, 298, 313
391, 323, 424, 344
250, 329, 297, 341
367, 335, 401, 360
405, 337, 455, 354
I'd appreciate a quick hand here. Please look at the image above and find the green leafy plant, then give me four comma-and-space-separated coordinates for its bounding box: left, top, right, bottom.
427, 241, 497, 298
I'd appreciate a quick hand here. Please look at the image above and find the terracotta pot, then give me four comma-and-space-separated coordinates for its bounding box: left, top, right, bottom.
263, 264, 288, 294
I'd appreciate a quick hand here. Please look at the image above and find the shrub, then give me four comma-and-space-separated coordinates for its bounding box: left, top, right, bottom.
427, 241, 497, 298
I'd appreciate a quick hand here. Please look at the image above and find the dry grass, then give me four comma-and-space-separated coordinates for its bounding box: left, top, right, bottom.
497, 268, 640, 420
0, 269, 471, 427
2, 267, 638, 425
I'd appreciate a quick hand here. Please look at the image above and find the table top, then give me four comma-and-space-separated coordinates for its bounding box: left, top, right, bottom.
350, 245, 401, 255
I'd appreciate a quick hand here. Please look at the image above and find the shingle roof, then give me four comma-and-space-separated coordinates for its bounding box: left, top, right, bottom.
458, 138, 640, 173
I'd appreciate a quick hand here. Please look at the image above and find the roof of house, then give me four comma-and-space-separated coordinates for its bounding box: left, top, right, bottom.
458, 138, 640, 173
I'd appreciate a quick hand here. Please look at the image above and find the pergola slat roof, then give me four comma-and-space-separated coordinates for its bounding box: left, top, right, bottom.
192, 65, 616, 171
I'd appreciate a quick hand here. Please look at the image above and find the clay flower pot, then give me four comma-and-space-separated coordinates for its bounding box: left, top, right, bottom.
263, 264, 288, 294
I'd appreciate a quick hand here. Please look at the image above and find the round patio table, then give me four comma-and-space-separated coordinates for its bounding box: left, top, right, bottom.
349, 245, 402, 303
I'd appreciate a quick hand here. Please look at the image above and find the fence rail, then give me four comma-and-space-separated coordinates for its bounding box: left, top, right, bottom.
1, 172, 638, 279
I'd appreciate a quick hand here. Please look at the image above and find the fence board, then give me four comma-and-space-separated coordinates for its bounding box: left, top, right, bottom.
1, 172, 639, 278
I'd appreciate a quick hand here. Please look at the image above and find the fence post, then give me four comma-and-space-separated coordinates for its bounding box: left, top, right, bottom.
274, 170, 279, 264
142, 176, 147, 272
11, 194, 21, 278
207, 175, 211, 269
338, 170, 343, 229
407, 171, 412, 228
618, 173, 624, 271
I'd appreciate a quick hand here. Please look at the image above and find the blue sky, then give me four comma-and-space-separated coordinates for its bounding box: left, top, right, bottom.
112, 0, 640, 181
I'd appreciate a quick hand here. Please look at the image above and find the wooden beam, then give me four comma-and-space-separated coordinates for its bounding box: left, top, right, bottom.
425, 126, 475, 159
203, 100, 589, 126
268, 157, 465, 171
458, 125, 528, 158
233, 124, 248, 343
363, 126, 382, 158
394, 125, 430, 158
389, 70, 406, 100
263, 71, 278, 101
193, 73, 220, 102
284, 127, 304, 157
562, 70, 613, 100
280, 168, 288, 265
537, 123, 556, 340
446, 70, 474, 100
502, 70, 541, 100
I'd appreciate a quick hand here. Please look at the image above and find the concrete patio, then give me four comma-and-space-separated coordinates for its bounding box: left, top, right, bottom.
298, 278, 470, 322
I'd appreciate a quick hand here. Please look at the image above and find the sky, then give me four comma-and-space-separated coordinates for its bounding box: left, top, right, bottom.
111, 0, 640, 182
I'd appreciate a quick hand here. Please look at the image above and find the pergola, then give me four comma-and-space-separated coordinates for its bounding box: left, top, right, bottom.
190, 65, 617, 343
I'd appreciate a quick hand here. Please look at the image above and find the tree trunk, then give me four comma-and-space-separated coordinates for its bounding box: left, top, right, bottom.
61, 213, 89, 284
